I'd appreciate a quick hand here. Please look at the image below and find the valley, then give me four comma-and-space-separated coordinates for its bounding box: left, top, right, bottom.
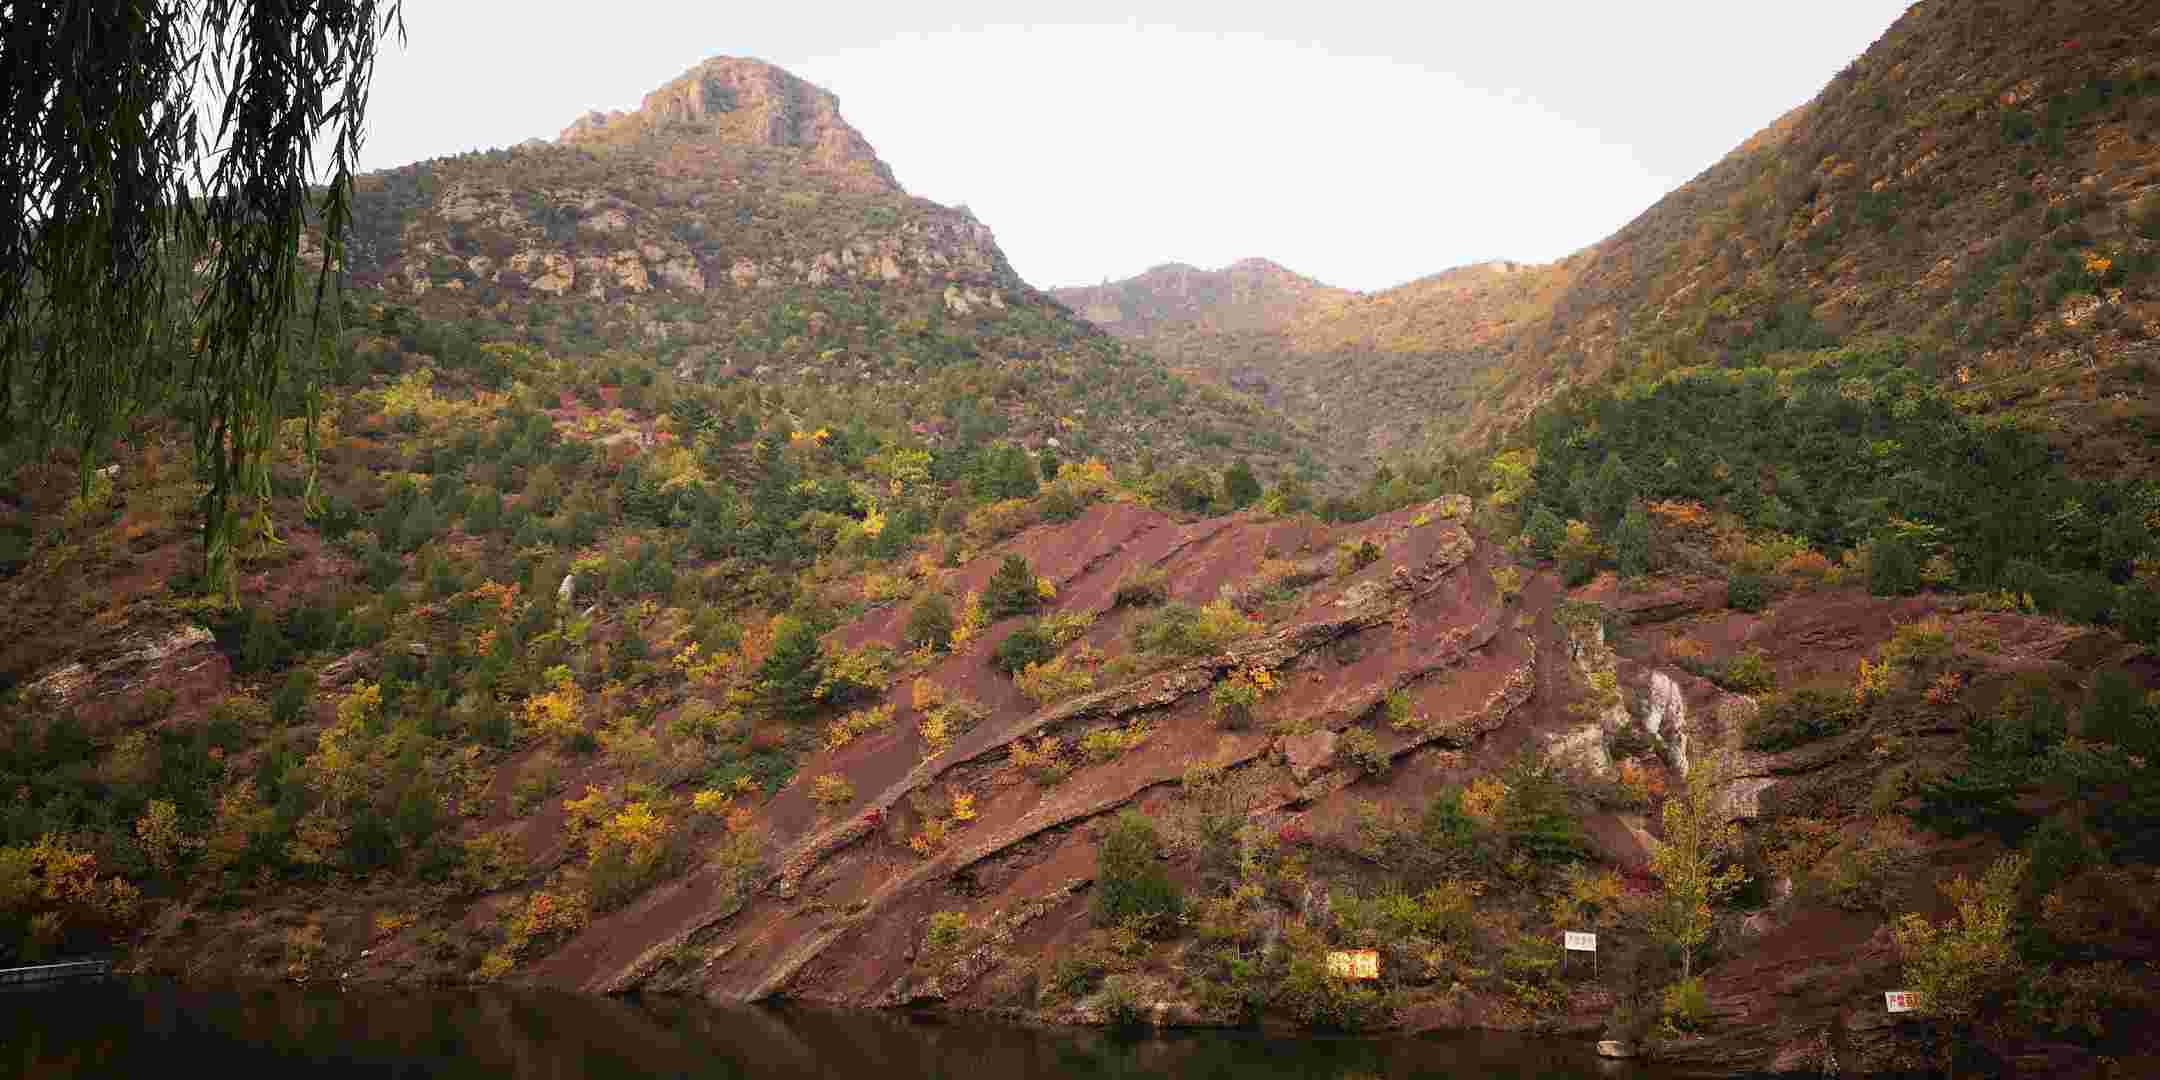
3, 2, 2159, 1076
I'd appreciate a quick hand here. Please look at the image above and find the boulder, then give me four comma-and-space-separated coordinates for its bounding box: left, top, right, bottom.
23, 624, 216, 708
318, 650, 373, 689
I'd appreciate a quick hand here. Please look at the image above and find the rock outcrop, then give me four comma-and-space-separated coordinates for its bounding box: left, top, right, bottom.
559, 57, 897, 191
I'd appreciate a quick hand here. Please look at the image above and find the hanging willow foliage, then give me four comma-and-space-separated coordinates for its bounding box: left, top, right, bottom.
0, 0, 404, 592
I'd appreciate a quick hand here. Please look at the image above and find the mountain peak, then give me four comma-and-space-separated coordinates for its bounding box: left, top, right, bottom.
1224, 256, 1295, 276
558, 56, 896, 191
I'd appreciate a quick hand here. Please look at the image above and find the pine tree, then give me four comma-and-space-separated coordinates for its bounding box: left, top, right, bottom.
906, 593, 956, 651
1869, 525, 1924, 596
757, 617, 826, 721
1094, 810, 1181, 928
984, 554, 1040, 619
1223, 458, 1263, 509
1525, 507, 1566, 560
1615, 502, 1653, 578
1590, 454, 1633, 530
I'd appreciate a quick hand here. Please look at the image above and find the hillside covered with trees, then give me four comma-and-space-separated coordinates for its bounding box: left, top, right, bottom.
1, 11, 2158, 1079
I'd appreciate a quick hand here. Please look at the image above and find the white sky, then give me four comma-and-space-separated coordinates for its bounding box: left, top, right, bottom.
359, 1, 1910, 293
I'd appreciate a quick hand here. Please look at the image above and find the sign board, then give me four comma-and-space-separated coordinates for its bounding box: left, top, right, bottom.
1885, 990, 1918, 1014
1564, 932, 1598, 952
1326, 950, 1380, 981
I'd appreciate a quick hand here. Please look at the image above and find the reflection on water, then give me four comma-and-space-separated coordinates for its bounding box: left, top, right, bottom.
2, 979, 1660, 1078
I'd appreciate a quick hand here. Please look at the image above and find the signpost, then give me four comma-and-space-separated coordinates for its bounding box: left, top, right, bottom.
1326, 949, 1380, 981
1885, 990, 1918, 1014
1563, 931, 1598, 977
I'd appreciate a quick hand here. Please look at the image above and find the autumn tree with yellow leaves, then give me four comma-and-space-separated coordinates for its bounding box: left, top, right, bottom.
1652, 750, 1749, 980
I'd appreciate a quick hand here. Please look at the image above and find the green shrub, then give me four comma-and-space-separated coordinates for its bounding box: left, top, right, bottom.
1111, 567, 1169, 608
1014, 655, 1095, 706
2022, 814, 2091, 898
1973, 676, 2068, 763
1337, 538, 1383, 576
1339, 726, 1389, 774
1500, 758, 1587, 867
188, 698, 260, 748
1094, 810, 1181, 930
1725, 569, 1770, 612
2083, 668, 2158, 758
1820, 821, 1920, 913
990, 623, 1056, 676
1098, 974, 1149, 1028
1746, 687, 1859, 752
1614, 503, 1652, 578
1661, 977, 1711, 1033
1868, 528, 1924, 596
1357, 882, 1478, 943
924, 911, 969, 951
1040, 484, 1084, 522
1716, 649, 1776, 693
984, 554, 1040, 619
1130, 601, 1256, 659
904, 593, 955, 652
1223, 458, 1263, 509
1047, 951, 1106, 1000
1893, 854, 2026, 1023
1211, 676, 1262, 730
1415, 788, 1482, 872
1524, 507, 1565, 559
272, 670, 311, 727
1382, 689, 1415, 730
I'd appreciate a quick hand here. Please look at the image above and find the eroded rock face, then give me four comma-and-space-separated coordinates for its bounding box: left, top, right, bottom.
21, 624, 224, 727
514, 500, 1513, 1006
1641, 669, 1689, 773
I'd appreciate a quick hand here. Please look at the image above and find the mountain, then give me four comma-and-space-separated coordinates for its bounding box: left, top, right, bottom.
1056, 258, 1577, 466
1057, 258, 1355, 339
1486, 0, 2157, 474
556, 57, 898, 189
334, 56, 1319, 481
1062, 0, 2159, 481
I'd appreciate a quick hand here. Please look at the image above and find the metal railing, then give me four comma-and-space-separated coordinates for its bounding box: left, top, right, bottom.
0, 959, 112, 986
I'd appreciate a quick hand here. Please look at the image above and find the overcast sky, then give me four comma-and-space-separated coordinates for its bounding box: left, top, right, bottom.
359, 1, 1909, 293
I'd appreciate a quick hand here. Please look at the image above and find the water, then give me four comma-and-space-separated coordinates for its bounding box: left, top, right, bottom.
1, 979, 1665, 1079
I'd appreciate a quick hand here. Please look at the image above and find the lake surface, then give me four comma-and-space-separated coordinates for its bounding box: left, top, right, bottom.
1, 978, 1666, 1079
